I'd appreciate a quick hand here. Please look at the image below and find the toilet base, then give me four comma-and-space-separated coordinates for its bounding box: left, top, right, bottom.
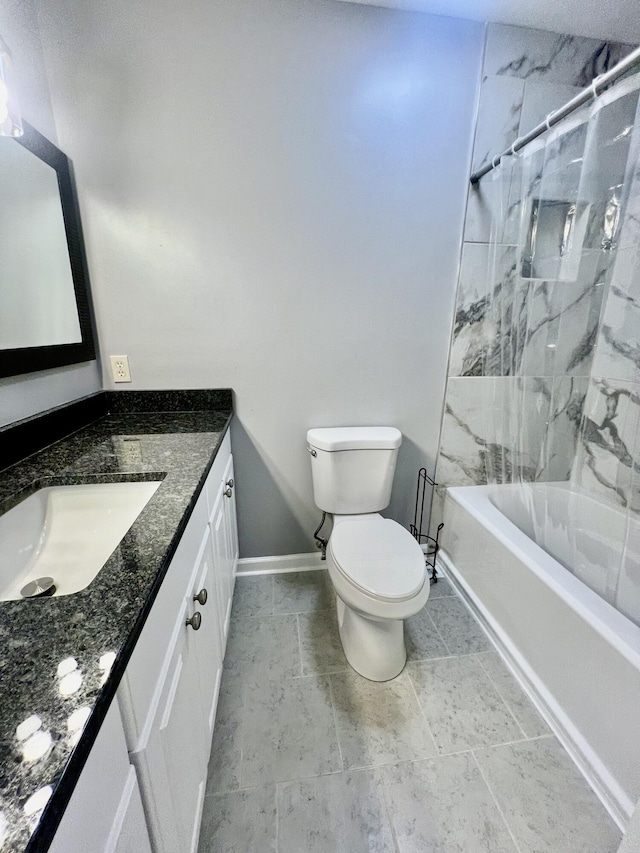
336, 596, 406, 681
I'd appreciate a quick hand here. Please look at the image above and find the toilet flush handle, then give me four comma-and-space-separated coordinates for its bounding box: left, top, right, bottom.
309, 448, 317, 457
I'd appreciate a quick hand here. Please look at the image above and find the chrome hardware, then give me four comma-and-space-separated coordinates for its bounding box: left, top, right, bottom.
226, 479, 234, 488
20, 577, 56, 598
186, 612, 202, 631
224, 488, 232, 498
193, 588, 208, 606
309, 448, 317, 457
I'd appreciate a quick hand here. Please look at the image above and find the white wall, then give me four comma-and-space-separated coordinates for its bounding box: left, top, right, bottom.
0, 0, 101, 428
39, 0, 483, 556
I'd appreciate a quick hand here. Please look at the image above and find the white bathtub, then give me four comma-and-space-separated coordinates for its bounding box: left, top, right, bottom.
440, 482, 640, 829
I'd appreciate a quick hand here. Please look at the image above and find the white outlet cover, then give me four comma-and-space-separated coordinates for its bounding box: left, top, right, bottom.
110, 355, 131, 383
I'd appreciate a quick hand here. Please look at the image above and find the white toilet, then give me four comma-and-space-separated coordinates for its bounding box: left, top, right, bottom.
307, 426, 429, 681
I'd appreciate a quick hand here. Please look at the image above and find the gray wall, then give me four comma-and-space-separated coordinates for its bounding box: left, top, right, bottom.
39, 0, 483, 557
0, 0, 101, 428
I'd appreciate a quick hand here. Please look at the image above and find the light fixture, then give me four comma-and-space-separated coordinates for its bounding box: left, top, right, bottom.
0, 34, 22, 137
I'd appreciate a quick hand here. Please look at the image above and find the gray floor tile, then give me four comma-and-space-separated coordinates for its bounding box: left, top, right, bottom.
277, 770, 395, 852
273, 570, 333, 614
241, 675, 342, 786
231, 575, 273, 617
475, 738, 621, 853
405, 605, 449, 661
381, 752, 517, 852
476, 651, 550, 739
408, 656, 523, 753
427, 596, 491, 654
206, 672, 244, 794
427, 576, 455, 598
225, 614, 301, 682
330, 670, 436, 769
298, 610, 349, 675
198, 786, 276, 852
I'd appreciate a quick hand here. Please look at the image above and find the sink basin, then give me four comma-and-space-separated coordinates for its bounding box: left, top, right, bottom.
0, 481, 162, 600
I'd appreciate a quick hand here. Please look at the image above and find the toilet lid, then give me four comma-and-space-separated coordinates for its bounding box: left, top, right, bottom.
329, 518, 426, 602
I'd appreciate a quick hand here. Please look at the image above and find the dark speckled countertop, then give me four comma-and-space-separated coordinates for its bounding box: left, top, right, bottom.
0, 392, 232, 852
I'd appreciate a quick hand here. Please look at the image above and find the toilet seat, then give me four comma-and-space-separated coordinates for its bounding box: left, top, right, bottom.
328, 517, 425, 602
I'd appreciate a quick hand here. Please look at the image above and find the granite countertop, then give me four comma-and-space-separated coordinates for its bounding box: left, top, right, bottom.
0, 392, 233, 852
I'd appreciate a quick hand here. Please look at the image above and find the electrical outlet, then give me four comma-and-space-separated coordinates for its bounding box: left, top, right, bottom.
110, 355, 131, 383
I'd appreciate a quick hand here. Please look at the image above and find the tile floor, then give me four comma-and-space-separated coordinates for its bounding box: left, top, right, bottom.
198, 570, 622, 853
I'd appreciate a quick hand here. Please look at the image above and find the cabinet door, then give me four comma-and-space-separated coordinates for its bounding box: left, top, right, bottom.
219, 455, 238, 640
192, 528, 223, 746
208, 486, 230, 652
106, 767, 153, 853
131, 599, 208, 853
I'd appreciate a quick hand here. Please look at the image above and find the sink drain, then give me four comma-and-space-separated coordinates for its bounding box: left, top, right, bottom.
20, 577, 56, 598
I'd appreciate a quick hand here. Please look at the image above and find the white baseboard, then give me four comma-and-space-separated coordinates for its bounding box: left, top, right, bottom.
236, 551, 325, 575
437, 553, 630, 831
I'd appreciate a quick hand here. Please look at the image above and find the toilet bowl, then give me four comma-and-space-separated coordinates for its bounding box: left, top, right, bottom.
326, 514, 428, 681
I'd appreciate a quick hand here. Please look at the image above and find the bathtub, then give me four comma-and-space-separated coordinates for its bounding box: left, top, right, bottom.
440, 482, 640, 829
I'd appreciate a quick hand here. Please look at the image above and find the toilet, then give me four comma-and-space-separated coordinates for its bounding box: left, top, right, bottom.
307, 426, 429, 681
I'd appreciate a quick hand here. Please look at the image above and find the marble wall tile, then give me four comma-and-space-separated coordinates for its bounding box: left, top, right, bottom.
484, 24, 633, 86
592, 247, 640, 383
553, 252, 609, 377
573, 377, 640, 509
519, 80, 582, 136
438, 376, 552, 486
540, 376, 589, 482
449, 243, 490, 376
472, 76, 525, 171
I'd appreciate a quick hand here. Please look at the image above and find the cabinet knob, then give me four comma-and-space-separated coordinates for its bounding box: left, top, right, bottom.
224, 488, 233, 498
186, 612, 202, 631
193, 588, 208, 606
226, 479, 234, 488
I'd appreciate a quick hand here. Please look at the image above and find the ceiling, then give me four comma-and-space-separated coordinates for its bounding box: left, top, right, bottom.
334, 0, 640, 44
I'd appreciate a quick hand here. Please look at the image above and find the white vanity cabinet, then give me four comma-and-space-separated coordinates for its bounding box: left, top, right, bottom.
119, 429, 238, 853
48, 704, 153, 853
49, 429, 238, 853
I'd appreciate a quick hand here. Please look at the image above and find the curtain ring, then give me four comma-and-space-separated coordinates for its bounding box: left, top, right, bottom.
591, 75, 601, 98
492, 155, 501, 169
545, 112, 554, 130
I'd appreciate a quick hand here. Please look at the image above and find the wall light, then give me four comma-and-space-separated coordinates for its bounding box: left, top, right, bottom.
0, 35, 22, 137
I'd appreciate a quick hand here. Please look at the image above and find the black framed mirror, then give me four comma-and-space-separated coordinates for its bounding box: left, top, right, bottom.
0, 121, 96, 379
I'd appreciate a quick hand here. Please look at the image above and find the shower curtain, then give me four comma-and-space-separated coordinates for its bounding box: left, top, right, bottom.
478, 70, 640, 618
480, 71, 640, 490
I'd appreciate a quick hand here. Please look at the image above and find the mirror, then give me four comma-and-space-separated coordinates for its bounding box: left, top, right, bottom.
0, 122, 95, 378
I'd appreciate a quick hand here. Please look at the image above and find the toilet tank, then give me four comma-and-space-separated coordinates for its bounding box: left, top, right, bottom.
307, 427, 402, 514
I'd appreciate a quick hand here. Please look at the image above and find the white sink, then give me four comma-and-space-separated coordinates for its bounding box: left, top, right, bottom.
0, 481, 162, 601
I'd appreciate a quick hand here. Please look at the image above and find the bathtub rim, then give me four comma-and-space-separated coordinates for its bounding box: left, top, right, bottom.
445, 483, 640, 672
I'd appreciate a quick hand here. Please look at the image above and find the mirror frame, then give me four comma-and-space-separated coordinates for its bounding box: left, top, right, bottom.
0, 121, 96, 379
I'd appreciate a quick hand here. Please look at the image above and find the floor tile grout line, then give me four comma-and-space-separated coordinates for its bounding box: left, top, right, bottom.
327, 674, 346, 772
204, 733, 559, 800
435, 732, 554, 759
374, 767, 403, 853
474, 653, 531, 741
295, 613, 304, 677
470, 749, 524, 853
404, 666, 440, 756
424, 606, 453, 656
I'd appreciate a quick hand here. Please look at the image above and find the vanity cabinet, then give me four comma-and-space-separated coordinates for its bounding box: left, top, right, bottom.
50, 430, 238, 853
121, 430, 237, 853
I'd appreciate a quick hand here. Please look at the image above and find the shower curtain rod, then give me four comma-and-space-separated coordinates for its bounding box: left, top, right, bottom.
469, 43, 640, 185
